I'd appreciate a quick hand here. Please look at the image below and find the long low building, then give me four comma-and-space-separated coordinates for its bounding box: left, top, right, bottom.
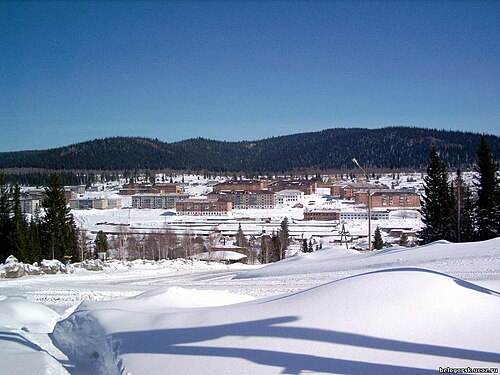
176, 198, 232, 216
209, 190, 275, 209
69, 197, 122, 210
304, 210, 340, 221
132, 193, 190, 209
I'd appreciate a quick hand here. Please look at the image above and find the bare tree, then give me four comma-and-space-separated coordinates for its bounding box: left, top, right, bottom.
77, 229, 92, 261
182, 229, 193, 259
163, 226, 178, 259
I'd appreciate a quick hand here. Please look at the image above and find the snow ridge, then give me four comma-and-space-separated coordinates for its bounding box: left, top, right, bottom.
51, 310, 121, 375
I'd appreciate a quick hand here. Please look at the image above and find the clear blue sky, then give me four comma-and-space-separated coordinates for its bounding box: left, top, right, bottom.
1, 1, 499, 151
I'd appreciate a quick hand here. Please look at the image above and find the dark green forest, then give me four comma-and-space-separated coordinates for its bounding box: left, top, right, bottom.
0, 127, 498, 174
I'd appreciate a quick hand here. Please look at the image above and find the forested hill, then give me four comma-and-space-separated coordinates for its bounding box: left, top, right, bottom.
0, 127, 498, 172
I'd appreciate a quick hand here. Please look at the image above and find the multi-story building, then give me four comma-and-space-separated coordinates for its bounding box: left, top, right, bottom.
329, 183, 389, 200
132, 193, 189, 209
69, 197, 123, 210
151, 183, 182, 194
20, 198, 40, 215
119, 182, 181, 196
275, 189, 304, 206
175, 198, 232, 216
210, 190, 275, 209
355, 190, 420, 209
268, 180, 317, 195
212, 180, 268, 193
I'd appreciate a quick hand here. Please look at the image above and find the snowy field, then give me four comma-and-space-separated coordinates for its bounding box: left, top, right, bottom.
1, 238, 499, 374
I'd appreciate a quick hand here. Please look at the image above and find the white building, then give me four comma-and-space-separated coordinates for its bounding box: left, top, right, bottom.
275, 189, 304, 206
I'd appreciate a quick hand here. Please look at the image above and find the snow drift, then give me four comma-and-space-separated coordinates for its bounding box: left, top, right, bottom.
52, 268, 500, 374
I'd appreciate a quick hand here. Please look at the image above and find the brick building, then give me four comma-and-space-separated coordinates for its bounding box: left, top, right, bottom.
119, 182, 181, 195
212, 180, 268, 193
303, 210, 340, 221
175, 198, 232, 216
210, 190, 275, 209
268, 180, 317, 195
355, 190, 420, 208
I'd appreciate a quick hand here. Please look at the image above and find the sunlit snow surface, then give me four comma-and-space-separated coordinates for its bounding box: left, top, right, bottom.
1, 239, 499, 374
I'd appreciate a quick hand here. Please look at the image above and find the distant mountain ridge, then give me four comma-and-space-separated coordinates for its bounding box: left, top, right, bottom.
0, 127, 498, 172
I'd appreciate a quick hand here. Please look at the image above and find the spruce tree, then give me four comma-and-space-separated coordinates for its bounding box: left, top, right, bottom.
372, 226, 384, 250
278, 217, 290, 259
41, 174, 78, 261
9, 185, 28, 262
302, 238, 309, 253
94, 230, 109, 255
27, 210, 42, 263
0, 174, 13, 262
235, 224, 246, 248
419, 148, 454, 244
399, 233, 409, 247
475, 136, 499, 240
460, 187, 477, 242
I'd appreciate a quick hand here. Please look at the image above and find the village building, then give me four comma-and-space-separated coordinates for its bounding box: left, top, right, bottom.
132, 193, 189, 209
303, 209, 340, 221
175, 198, 232, 216
69, 197, 123, 210
20, 197, 40, 215
119, 182, 181, 195
329, 182, 389, 200
212, 180, 268, 193
209, 190, 275, 209
275, 189, 304, 206
355, 189, 420, 209
268, 180, 317, 195
340, 210, 390, 220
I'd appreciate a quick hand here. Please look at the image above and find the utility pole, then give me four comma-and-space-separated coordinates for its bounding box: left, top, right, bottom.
353, 158, 372, 251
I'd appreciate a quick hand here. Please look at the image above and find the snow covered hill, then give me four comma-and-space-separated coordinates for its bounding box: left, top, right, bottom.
52, 268, 500, 374
0, 239, 499, 374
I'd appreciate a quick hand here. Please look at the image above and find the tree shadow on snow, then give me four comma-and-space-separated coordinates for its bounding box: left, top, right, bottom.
111, 316, 500, 374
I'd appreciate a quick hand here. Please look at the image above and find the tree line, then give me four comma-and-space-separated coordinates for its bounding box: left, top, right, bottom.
0, 174, 78, 264
419, 136, 499, 244
82, 218, 292, 265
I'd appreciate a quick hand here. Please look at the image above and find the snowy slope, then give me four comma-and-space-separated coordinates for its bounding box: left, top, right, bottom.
1, 239, 499, 374
235, 238, 500, 282
52, 268, 500, 375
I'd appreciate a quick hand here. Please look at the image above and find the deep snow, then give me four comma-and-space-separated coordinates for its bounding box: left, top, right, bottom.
0, 239, 499, 374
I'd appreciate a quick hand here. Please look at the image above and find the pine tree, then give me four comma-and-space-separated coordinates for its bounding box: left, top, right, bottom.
26, 210, 42, 263
372, 226, 384, 250
399, 233, 409, 247
0, 174, 13, 262
460, 187, 477, 242
302, 238, 309, 253
41, 174, 78, 261
278, 217, 290, 259
475, 136, 499, 240
9, 184, 28, 262
419, 148, 454, 244
235, 224, 246, 248
94, 230, 109, 255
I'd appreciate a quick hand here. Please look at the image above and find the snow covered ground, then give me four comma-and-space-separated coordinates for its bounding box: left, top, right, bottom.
1, 239, 499, 374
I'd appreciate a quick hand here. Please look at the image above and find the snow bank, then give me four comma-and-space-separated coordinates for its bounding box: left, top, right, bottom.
52, 268, 500, 374
235, 238, 500, 281
0, 256, 72, 278
193, 250, 248, 262
0, 296, 60, 333
0, 297, 68, 374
